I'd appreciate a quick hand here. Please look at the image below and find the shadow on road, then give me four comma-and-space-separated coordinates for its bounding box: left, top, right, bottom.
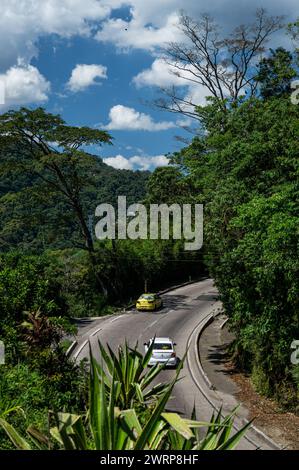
194, 293, 219, 302
131, 294, 193, 315
206, 342, 240, 377
161, 294, 191, 310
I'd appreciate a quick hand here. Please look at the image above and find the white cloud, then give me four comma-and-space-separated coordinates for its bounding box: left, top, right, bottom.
104, 104, 176, 131
0, 63, 50, 107
1, 0, 297, 112
103, 154, 169, 171
95, 0, 299, 52
103, 154, 133, 170
130, 155, 169, 170
133, 58, 185, 88
96, 11, 182, 52
176, 117, 193, 127
184, 83, 212, 108
0, 0, 120, 71
0, 0, 298, 73
67, 64, 107, 92
133, 57, 212, 109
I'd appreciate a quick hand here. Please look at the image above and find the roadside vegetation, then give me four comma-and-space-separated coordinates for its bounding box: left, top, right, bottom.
157, 14, 299, 409
0, 342, 249, 450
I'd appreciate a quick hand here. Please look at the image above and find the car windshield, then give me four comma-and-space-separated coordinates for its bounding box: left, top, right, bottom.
140, 294, 155, 300
153, 342, 172, 350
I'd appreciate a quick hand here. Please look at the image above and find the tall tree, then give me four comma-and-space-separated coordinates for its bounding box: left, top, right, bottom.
255, 47, 297, 98
145, 166, 195, 204
156, 9, 283, 119
168, 94, 299, 406
0, 107, 112, 253
0, 107, 112, 293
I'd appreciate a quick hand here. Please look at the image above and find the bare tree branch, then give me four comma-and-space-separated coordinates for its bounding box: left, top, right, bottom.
156, 9, 284, 120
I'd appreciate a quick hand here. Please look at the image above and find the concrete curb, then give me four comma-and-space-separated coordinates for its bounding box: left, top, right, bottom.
66, 339, 78, 357
195, 314, 215, 390
191, 305, 223, 391
196, 311, 282, 450
73, 339, 89, 360
219, 316, 229, 329
158, 277, 209, 295
72, 311, 123, 323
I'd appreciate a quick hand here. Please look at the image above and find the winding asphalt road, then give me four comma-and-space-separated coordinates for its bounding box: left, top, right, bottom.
72, 278, 277, 450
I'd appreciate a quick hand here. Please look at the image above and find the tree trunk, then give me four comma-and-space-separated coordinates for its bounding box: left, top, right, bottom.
73, 201, 108, 297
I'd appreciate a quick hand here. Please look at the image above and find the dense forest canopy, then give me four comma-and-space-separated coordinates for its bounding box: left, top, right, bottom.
0, 139, 149, 252
156, 14, 299, 407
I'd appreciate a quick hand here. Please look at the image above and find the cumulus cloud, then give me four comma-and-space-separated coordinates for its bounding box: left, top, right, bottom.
0, 63, 50, 107
0, 0, 298, 73
67, 64, 107, 92
183, 83, 213, 108
95, 0, 299, 52
103, 154, 133, 170
0, 0, 120, 71
1, 0, 297, 112
133, 58, 185, 88
104, 105, 176, 131
96, 11, 182, 52
130, 155, 169, 170
133, 57, 212, 108
103, 153, 169, 171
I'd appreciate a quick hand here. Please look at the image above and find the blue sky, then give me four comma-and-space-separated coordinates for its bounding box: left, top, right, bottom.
0, 0, 298, 171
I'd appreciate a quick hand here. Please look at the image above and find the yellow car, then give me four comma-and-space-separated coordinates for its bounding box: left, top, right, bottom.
136, 293, 163, 311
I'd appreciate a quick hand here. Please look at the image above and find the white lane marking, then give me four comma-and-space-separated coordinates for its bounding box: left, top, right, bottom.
138, 318, 160, 341
166, 309, 174, 315
149, 319, 159, 329
110, 316, 121, 323
91, 327, 102, 337
136, 308, 175, 340
73, 339, 89, 360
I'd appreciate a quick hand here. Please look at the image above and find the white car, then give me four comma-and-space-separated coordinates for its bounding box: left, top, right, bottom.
144, 337, 177, 367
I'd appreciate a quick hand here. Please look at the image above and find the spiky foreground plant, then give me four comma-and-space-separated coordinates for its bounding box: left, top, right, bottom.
0, 341, 250, 450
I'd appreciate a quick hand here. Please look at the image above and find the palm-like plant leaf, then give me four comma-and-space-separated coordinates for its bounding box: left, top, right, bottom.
95, 339, 169, 409
0, 341, 250, 451
0, 417, 32, 450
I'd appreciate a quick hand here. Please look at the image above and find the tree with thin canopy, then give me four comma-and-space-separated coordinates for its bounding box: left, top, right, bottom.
0, 107, 112, 293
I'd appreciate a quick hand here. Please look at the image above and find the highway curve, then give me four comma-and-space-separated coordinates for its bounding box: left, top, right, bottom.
72, 278, 278, 450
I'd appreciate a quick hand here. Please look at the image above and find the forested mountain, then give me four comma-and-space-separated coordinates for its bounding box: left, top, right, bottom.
0, 144, 149, 252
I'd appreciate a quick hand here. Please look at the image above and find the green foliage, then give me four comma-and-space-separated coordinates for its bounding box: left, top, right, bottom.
0, 112, 148, 254
145, 166, 196, 205
0, 361, 87, 449
171, 93, 299, 408
0, 345, 249, 450
91, 238, 204, 303
94, 340, 172, 410
0, 252, 65, 323
255, 47, 297, 99
0, 107, 148, 258
0, 104, 205, 453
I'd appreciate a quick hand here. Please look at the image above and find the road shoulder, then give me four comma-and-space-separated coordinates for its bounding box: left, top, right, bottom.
199, 315, 299, 450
